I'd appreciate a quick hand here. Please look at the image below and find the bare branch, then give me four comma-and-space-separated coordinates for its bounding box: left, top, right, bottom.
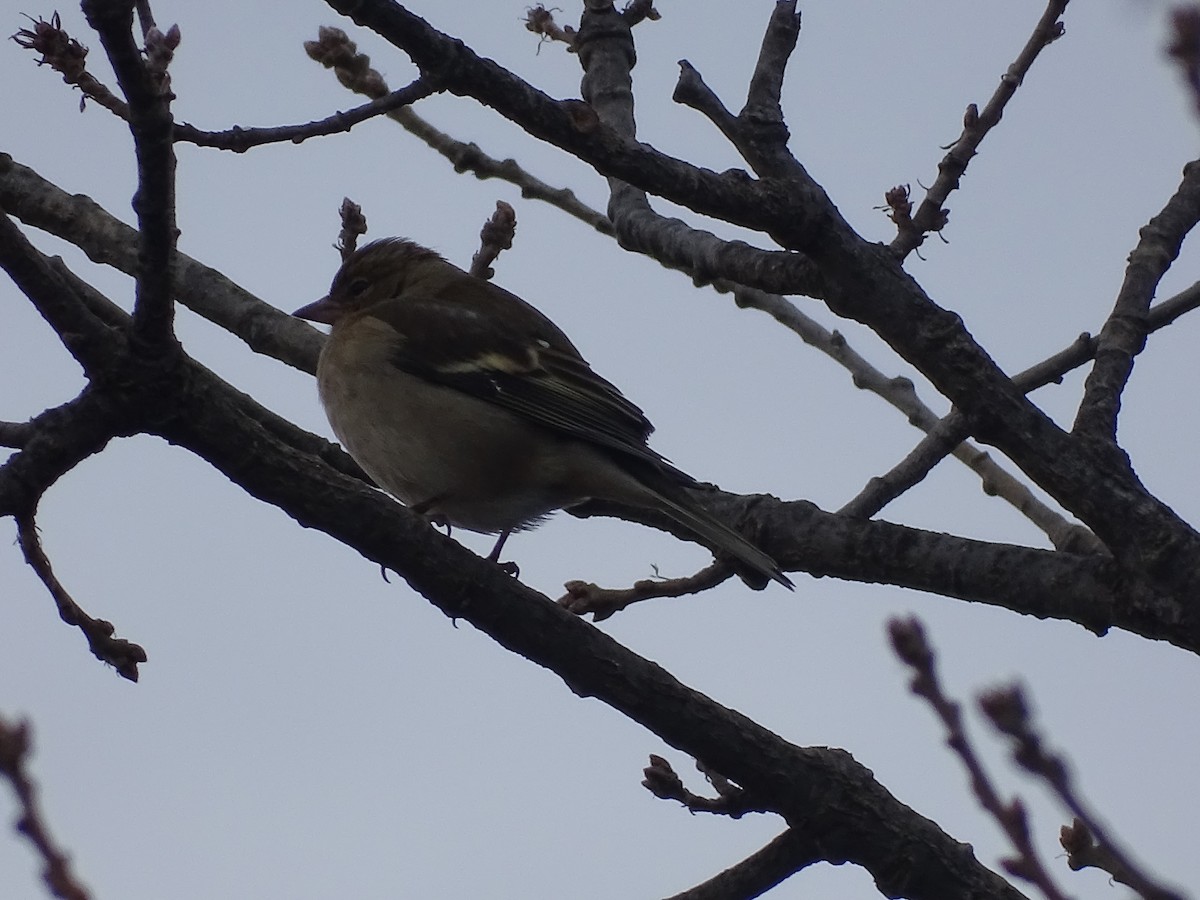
0, 155, 323, 373
306, 26, 612, 233
674, 0, 803, 181
0, 716, 92, 900
0, 211, 125, 374
672, 61, 742, 146
889, 617, 1071, 900
1074, 160, 1200, 440
846, 275, 1200, 534
134, 0, 156, 38
980, 685, 1186, 900
0, 421, 34, 449
16, 511, 147, 681
731, 284, 1096, 551
82, 0, 179, 347
642, 754, 768, 818
665, 828, 819, 900
558, 560, 733, 620
173, 78, 438, 151
890, 0, 1070, 257
620, 0, 660, 28
12, 12, 129, 117
743, 1, 799, 123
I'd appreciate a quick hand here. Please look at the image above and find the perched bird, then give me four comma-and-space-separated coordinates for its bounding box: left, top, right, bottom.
293, 238, 791, 588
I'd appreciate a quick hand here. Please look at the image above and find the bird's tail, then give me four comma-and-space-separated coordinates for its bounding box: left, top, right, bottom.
648, 487, 793, 590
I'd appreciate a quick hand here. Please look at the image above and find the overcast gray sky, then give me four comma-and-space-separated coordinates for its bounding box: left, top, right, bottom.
2, 1, 1198, 897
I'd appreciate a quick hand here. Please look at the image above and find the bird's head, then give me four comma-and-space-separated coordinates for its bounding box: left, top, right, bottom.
292, 238, 447, 325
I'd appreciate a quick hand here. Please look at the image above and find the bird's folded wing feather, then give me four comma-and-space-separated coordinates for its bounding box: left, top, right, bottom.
369, 290, 692, 482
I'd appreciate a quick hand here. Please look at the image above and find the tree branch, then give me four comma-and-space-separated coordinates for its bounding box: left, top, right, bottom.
890, 0, 1069, 258
890, 618, 1069, 900
0, 716, 91, 900
156, 353, 1027, 899
0, 154, 323, 373
665, 828, 820, 900
82, 0, 179, 347
559, 560, 733, 620
16, 510, 147, 681
0, 211, 126, 374
980, 686, 1186, 900
172, 77, 438, 150
1074, 160, 1200, 440
848, 277, 1200, 526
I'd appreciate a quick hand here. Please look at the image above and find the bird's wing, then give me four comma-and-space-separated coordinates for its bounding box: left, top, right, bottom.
367, 289, 690, 479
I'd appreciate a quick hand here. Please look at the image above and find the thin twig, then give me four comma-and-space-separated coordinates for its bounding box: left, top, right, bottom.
0, 716, 91, 900
889, 617, 1071, 900
16, 511, 147, 681
12, 12, 129, 117
524, 5, 577, 49
173, 78, 438, 151
304, 26, 612, 233
642, 754, 766, 818
621, 0, 660, 28
734, 283, 1096, 550
980, 685, 1186, 900
890, 0, 1070, 257
559, 561, 733, 620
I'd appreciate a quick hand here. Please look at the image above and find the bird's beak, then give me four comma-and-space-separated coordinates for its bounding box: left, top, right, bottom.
292, 295, 339, 325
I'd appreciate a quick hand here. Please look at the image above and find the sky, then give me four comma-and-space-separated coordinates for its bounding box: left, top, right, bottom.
1, 1, 1198, 898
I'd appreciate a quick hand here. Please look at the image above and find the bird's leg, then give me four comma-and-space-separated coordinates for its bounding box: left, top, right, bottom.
487, 530, 519, 576
486, 530, 510, 561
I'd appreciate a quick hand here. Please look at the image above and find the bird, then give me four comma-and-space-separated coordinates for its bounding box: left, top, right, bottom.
292, 237, 791, 589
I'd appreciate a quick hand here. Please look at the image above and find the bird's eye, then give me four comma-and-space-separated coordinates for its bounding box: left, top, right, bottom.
347, 278, 370, 297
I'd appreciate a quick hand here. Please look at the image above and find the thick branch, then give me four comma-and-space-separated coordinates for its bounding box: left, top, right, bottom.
156, 354, 1025, 900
